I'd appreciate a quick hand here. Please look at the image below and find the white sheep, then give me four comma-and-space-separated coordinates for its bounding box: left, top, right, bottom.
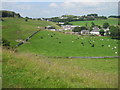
115, 52, 118, 54
108, 45, 110, 47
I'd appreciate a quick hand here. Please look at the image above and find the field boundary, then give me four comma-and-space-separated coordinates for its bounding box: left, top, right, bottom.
37, 55, 120, 59
15, 30, 41, 47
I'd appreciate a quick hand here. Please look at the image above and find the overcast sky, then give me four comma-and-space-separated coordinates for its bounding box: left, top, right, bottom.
1, 0, 119, 18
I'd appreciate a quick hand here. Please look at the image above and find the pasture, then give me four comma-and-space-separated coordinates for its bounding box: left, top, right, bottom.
18, 30, 119, 57
70, 18, 118, 27
2, 17, 119, 88
2, 18, 61, 46
2, 49, 118, 88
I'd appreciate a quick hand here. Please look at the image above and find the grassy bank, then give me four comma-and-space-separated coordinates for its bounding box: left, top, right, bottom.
2, 49, 118, 88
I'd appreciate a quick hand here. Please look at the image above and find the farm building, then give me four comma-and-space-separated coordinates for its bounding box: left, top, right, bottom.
45, 26, 56, 31
90, 26, 100, 35
61, 25, 80, 31
81, 30, 89, 35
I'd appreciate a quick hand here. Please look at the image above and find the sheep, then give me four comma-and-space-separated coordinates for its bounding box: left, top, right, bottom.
108, 45, 111, 47
115, 52, 118, 54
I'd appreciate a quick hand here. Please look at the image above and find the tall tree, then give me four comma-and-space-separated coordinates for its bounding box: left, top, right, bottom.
103, 22, 109, 29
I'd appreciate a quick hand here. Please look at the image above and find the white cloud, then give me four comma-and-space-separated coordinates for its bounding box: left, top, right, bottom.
49, 3, 58, 8
65, 0, 119, 2
61, 2, 76, 8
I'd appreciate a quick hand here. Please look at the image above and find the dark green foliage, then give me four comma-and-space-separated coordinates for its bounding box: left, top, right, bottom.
2, 38, 10, 47
1, 10, 21, 17
72, 27, 81, 32
25, 19, 28, 22
109, 26, 120, 39
91, 22, 95, 27
0, 19, 4, 21
108, 15, 120, 18
48, 26, 55, 29
99, 29, 105, 36
64, 22, 72, 25
106, 30, 110, 36
96, 16, 107, 19
72, 26, 87, 33
87, 14, 98, 17
103, 22, 109, 29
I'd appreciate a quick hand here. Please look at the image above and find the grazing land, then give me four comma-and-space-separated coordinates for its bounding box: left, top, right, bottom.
2, 18, 61, 46
18, 30, 118, 57
70, 18, 118, 27
2, 17, 119, 88
2, 49, 118, 88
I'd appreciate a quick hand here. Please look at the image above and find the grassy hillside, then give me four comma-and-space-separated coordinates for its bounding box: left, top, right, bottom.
70, 18, 118, 27
18, 30, 119, 57
3, 49, 118, 88
2, 17, 61, 46
2, 17, 118, 88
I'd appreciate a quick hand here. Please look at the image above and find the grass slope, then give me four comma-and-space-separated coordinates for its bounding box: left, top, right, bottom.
18, 30, 119, 57
3, 49, 118, 88
70, 18, 118, 27
2, 17, 61, 46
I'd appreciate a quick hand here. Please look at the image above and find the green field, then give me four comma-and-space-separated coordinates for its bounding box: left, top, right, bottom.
2, 17, 119, 88
70, 18, 118, 27
2, 49, 118, 88
2, 17, 61, 46
18, 30, 119, 57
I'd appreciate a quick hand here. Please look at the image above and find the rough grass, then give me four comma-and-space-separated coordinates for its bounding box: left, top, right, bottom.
70, 18, 118, 27
2, 49, 118, 88
2, 17, 61, 46
18, 30, 119, 57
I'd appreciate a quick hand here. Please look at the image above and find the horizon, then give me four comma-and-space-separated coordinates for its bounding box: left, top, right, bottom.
1, 2, 119, 18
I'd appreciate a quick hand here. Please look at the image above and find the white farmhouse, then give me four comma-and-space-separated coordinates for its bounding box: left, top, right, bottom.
90, 26, 100, 35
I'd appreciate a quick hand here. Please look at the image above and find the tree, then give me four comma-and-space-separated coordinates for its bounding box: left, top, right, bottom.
64, 22, 72, 25
99, 29, 105, 36
72, 26, 87, 34
109, 26, 120, 39
1, 10, 21, 17
103, 22, 109, 29
91, 22, 95, 27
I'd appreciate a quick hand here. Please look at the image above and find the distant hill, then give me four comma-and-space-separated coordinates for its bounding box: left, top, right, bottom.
0, 10, 21, 17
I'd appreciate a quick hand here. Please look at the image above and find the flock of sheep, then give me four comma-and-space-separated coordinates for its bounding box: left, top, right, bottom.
39, 32, 118, 55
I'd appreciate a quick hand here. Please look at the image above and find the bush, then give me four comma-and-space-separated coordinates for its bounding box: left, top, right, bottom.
99, 29, 105, 36
103, 22, 109, 29
2, 38, 10, 47
109, 26, 120, 39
